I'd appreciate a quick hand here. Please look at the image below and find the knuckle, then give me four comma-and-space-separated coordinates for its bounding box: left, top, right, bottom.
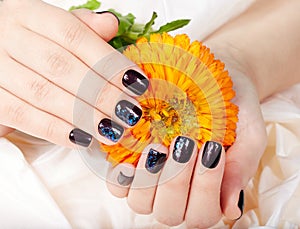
29, 79, 51, 102
63, 22, 85, 49
45, 119, 58, 139
5, 104, 26, 124
46, 50, 71, 77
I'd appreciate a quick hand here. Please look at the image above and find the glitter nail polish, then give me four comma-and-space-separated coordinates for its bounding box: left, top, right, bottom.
115, 100, 142, 126
145, 148, 167, 174
173, 136, 195, 163
98, 118, 124, 142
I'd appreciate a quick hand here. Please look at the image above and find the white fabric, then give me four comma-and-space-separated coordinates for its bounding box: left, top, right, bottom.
1, 0, 300, 228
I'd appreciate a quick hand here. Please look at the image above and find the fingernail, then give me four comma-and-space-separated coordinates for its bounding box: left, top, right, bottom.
173, 136, 195, 163
115, 100, 142, 126
122, 70, 149, 95
98, 118, 124, 142
237, 190, 244, 220
96, 11, 120, 25
117, 171, 134, 186
145, 148, 167, 174
201, 141, 222, 169
69, 128, 92, 147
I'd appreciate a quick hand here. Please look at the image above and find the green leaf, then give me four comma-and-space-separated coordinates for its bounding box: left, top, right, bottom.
108, 37, 132, 51
108, 9, 136, 36
68, 1, 191, 50
138, 12, 157, 37
69, 0, 101, 11
155, 19, 191, 33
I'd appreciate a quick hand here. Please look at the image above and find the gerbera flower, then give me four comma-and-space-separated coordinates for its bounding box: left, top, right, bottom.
101, 33, 238, 166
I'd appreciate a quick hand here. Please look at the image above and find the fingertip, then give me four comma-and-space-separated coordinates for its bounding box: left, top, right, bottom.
71, 9, 119, 42
170, 136, 197, 164
106, 163, 135, 198
96, 11, 120, 26
94, 11, 119, 41
222, 189, 244, 220
201, 141, 224, 169
221, 171, 244, 220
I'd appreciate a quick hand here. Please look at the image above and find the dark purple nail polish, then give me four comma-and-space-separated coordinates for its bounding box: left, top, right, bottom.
145, 148, 167, 174
96, 11, 120, 25
69, 128, 92, 147
236, 190, 244, 220
98, 118, 124, 142
122, 70, 149, 95
173, 136, 195, 163
117, 171, 134, 186
115, 100, 142, 126
202, 141, 222, 169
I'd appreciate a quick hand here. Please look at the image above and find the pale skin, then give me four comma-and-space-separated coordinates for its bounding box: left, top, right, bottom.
0, 0, 147, 146
108, 0, 300, 228
1, 0, 300, 228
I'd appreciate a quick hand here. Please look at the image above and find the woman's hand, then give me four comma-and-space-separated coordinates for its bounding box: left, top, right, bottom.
0, 0, 149, 147
106, 0, 300, 227
105, 65, 267, 228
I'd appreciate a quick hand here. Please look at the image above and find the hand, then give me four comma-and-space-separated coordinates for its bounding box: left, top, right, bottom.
105, 43, 267, 228
0, 0, 149, 147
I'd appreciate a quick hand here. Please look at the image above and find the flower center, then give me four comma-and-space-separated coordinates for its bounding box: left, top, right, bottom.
140, 92, 200, 145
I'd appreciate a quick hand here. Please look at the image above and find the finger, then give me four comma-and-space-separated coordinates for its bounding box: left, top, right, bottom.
4, 28, 144, 143
221, 133, 266, 220
106, 163, 135, 198
5, 26, 145, 115
1, 54, 131, 145
71, 9, 119, 42
185, 141, 225, 229
153, 136, 197, 226
127, 144, 168, 214
0, 86, 90, 148
19, 1, 148, 95
0, 125, 14, 137
221, 108, 267, 220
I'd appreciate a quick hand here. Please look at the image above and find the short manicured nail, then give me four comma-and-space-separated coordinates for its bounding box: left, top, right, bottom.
69, 128, 92, 147
98, 118, 124, 142
96, 11, 120, 25
122, 70, 149, 95
202, 141, 222, 169
173, 136, 195, 163
145, 148, 167, 174
115, 100, 142, 126
237, 190, 244, 220
117, 171, 134, 186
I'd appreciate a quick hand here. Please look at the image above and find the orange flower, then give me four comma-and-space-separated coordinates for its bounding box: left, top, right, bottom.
101, 33, 238, 166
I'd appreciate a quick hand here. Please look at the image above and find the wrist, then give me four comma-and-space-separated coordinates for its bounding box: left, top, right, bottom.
204, 39, 262, 101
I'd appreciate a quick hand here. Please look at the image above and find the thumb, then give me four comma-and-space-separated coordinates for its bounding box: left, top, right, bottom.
71, 9, 119, 42
221, 114, 267, 220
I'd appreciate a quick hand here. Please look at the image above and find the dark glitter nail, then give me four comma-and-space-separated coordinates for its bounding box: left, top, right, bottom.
69, 128, 92, 147
145, 148, 167, 174
122, 70, 149, 95
236, 190, 244, 220
115, 100, 142, 126
202, 141, 222, 169
173, 136, 195, 163
117, 171, 134, 186
98, 118, 124, 142
95, 11, 120, 25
